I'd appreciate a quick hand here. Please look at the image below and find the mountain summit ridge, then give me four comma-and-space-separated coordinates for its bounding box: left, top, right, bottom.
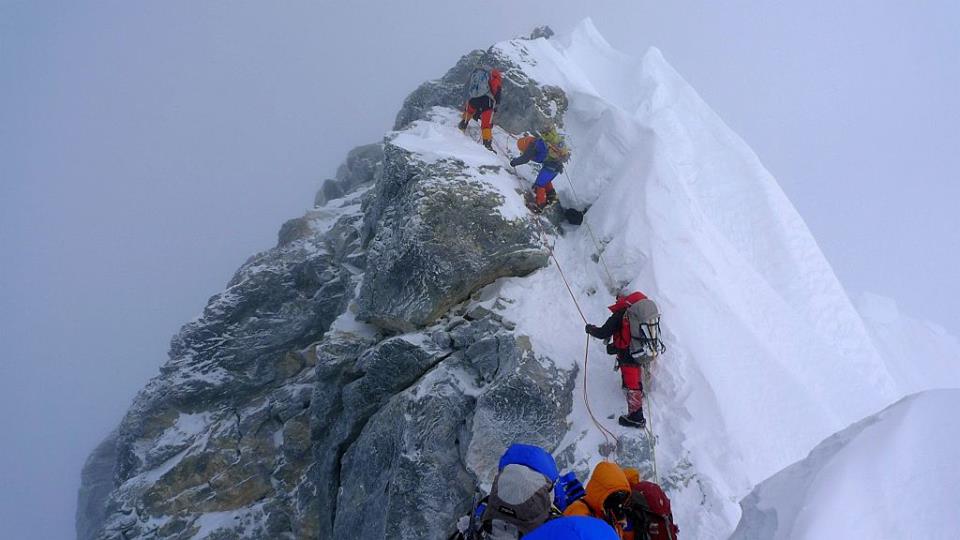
78, 21, 960, 539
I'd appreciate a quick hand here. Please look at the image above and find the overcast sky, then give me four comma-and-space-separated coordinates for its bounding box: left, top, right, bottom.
1, 2, 957, 538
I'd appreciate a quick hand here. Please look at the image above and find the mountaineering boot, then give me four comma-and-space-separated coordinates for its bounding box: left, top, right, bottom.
618, 410, 646, 429
483, 139, 495, 152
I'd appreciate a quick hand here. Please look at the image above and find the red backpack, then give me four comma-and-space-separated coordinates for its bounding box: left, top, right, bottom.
628, 481, 679, 540
608, 292, 646, 351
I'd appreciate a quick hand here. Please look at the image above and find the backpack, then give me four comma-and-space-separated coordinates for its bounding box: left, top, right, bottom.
467, 67, 494, 100
626, 482, 679, 540
541, 129, 571, 164
478, 444, 558, 539
625, 299, 666, 359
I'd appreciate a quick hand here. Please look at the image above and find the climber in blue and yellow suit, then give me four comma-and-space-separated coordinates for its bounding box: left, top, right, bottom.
510, 129, 571, 210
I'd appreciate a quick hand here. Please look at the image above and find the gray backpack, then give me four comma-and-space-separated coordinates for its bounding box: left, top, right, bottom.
481, 464, 554, 538
626, 299, 666, 359
467, 67, 493, 100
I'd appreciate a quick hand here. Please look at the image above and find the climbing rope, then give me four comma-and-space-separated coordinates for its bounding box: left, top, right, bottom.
502, 131, 617, 292
641, 374, 662, 486
493, 135, 616, 447
495, 132, 664, 477
583, 335, 619, 445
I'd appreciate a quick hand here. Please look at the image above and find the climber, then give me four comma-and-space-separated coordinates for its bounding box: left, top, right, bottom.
449, 443, 563, 539
622, 468, 679, 540
459, 65, 502, 151
524, 516, 619, 540
584, 291, 666, 428
509, 128, 571, 211
563, 461, 638, 539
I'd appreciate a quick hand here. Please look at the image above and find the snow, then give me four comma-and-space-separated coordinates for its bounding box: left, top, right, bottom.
190, 501, 269, 539
389, 108, 532, 222
154, 412, 211, 449
730, 389, 960, 540
383, 19, 960, 538
857, 292, 960, 396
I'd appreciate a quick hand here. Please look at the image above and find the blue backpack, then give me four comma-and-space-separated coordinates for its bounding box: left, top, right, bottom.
524, 517, 619, 540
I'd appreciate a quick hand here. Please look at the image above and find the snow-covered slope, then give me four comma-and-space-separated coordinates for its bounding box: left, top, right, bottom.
730, 389, 960, 539
858, 292, 960, 395
468, 19, 956, 537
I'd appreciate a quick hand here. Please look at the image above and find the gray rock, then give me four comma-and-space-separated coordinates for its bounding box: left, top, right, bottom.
394, 48, 567, 136
332, 324, 576, 540
76, 430, 118, 540
528, 26, 554, 40
91, 163, 374, 539
307, 334, 450, 538
315, 143, 384, 207
357, 143, 548, 332
616, 432, 656, 480
465, 336, 577, 482
333, 360, 476, 540
315, 178, 344, 207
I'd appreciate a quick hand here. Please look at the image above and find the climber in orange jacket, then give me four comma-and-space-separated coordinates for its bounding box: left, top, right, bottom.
564, 462, 636, 539
565, 462, 679, 540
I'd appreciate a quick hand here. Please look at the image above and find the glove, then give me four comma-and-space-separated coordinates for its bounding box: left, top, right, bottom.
509, 157, 521, 167
585, 324, 598, 335
553, 472, 586, 511
471, 502, 486, 523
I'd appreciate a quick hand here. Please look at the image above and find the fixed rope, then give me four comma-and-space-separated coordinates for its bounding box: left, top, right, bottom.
493, 136, 616, 447
503, 131, 617, 291
496, 132, 663, 475
641, 378, 662, 486
583, 335, 619, 445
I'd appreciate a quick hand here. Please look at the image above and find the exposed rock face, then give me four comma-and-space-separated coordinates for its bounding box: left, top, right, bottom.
394, 40, 567, 136
314, 143, 384, 207
79, 29, 576, 540
331, 315, 576, 539
84, 175, 373, 540
356, 143, 548, 332
77, 431, 119, 540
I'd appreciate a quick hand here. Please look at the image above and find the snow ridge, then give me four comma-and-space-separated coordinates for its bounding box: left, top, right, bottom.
462, 19, 958, 538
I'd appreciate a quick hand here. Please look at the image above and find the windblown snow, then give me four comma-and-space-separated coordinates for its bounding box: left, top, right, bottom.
386, 19, 960, 538
730, 389, 960, 540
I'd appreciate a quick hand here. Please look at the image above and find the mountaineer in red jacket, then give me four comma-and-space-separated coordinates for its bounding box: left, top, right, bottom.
458, 66, 502, 151
585, 292, 665, 428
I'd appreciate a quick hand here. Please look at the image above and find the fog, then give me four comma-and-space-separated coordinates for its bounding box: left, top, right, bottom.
1, 2, 956, 538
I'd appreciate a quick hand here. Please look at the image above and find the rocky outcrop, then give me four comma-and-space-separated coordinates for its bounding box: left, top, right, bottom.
394, 33, 567, 136
80, 28, 577, 540
330, 313, 576, 539
90, 176, 373, 539
77, 430, 118, 540
356, 143, 548, 332
314, 143, 383, 207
